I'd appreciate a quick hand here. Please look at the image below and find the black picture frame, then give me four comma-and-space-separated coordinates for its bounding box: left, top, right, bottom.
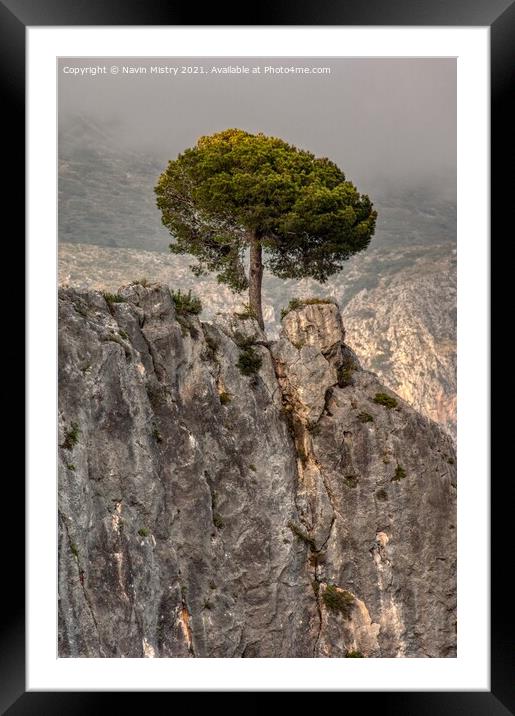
7, 0, 508, 710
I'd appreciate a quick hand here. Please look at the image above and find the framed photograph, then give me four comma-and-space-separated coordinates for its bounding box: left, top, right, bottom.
8, 0, 505, 709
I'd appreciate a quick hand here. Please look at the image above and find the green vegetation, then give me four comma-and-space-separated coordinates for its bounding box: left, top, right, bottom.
343, 474, 359, 489
322, 584, 354, 618
151, 425, 163, 443
170, 289, 202, 315
70, 543, 79, 559
345, 650, 364, 658
357, 411, 374, 423
73, 302, 89, 317
337, 366, 354, 387
232, 331, 255, 349
219, 391, 232, 405
138, 527, 150, 538
373, 392, 398, 409
213, 512, 224, 529
202, 329, 219, 360
235, 304, 257, 320
237, 346, 262, 376
280, 298, 303, 319
102, 291, 126, 305
249, 464, 257, 472
391, 464, 407, 482
118, 329, 129, 340
287, 520, 316, 548
62, 422, 80, 450
155, 129, 376, 329
66, 463, 76, 472
281, 296, 337, 320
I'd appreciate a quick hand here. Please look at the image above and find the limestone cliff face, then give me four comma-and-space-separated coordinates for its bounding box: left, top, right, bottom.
342, 261, 456, 438
58, 285, 456, 658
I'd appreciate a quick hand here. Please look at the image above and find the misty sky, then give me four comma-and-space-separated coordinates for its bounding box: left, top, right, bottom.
58, 57, 456, 199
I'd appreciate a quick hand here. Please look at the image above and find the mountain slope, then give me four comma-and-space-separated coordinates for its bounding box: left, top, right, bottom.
342, 256, 456, 435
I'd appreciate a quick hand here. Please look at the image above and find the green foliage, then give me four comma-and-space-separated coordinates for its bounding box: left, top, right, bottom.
151, 425, 163, 443
138, 527, 150, 537
288, 520, 315, 548
343, 474, 359, 488
219, 391, 232, 405
357, 411, 374, 423
66, 463, 76, 472
373, 392, 398, 409
70, 543, 79, 559
322, 584, 354, 618
118, 329, 129, 340
213, 512, 224, 529
102, 292, 126, 305
376, 488, 388, 501
237, 346, 262, 376
345, 650, 364, 658
280, 296, 337, 320
62, 422, 80, 450
202, 328, 219, 358
235, 303, 258, 320
391, 464, 407, 482
337, 366, 354, 387
249, 464, 257, 472
155, 129, 376, 292
280, 298, 304, 319
233, 331, 257, 349
170, 289, 202, 315
73, 301, 89, 317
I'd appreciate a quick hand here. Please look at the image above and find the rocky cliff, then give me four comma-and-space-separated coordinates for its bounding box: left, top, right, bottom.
58, 285, 456, 658
58, 243, 457, 438
342, 258, 456, 437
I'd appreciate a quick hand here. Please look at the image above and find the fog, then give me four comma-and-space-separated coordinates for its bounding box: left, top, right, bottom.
58, 57, 456, 200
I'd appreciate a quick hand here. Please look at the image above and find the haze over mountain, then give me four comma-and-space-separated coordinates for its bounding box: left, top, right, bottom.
58, 115, 456, 435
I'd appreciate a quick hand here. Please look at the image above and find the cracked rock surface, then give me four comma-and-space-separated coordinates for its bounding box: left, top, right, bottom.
58, 286, 456, 657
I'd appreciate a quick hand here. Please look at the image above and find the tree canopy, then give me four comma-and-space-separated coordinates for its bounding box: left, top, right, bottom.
155, 129, 377, 328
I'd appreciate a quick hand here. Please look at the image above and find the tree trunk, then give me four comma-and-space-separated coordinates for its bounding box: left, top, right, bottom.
249, 233, 265, 330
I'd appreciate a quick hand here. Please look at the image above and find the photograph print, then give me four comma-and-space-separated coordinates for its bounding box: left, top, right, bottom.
58, 57, 457, 658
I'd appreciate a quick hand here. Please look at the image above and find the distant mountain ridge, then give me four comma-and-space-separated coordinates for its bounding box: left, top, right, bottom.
58, 116, 456, 436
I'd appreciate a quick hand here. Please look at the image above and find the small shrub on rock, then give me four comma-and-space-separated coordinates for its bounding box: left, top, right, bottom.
171, 289, 202, 315
322, 584, 354, 619
391, 464, 407, 482
102, 292, 126, 305
62, 422, 80, 450
373, 392, 398, 409
237, 346, 262, 376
